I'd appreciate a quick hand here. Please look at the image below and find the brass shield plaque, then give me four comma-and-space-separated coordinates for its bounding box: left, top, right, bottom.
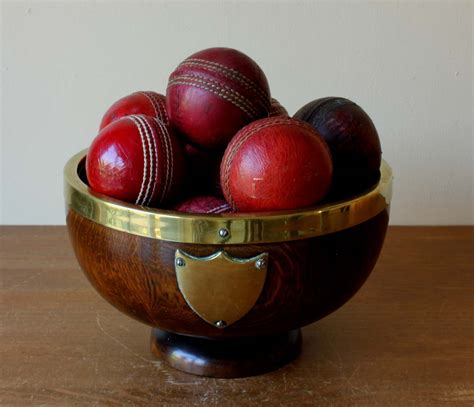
175, 250, 268, 328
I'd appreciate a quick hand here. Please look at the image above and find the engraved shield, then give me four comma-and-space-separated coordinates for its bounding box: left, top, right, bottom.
175, 250, 268, 328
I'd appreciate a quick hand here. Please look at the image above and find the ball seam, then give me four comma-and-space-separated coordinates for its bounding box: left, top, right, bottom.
175, 73, 260, 116
147, 91, 169, 125
141, 92, 159, 121
154, 118, 173, 201
206, 203, 231, 214
222, 118, 319, 209
181, 58, 270, 110
168, 75, 258, 119
128, 115, 152, 206
135, 115, 159, 205
132, 115, 156, 205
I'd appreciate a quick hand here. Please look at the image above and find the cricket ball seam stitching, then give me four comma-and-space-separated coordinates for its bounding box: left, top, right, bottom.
134, 115, 156, 205
141, 91, 159, 121
206, 203, 231, 214
128, 115, 151, 206
269, 99, 288, 117
154, 118, 173, 201
152, 118, 168, 203
181, 58, 269, 108
160, 120, 173, 201
223, 118, 315, 208
136, 115, 159, 205
148, 92, 169, 125
177, 73, 260, 115
145, 116, 159, 205
155, 95, 169, 125
168, 76, 258, 119
168, 78, 256, 120
183, 59, 268, 98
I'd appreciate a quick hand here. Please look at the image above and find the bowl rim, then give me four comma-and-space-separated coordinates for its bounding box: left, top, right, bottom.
64, 149, 392, 244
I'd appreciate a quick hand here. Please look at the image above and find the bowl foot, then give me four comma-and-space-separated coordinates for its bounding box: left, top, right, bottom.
150, 328, 302, 378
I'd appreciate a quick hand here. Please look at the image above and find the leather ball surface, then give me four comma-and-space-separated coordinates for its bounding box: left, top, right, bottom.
294, 97, 381, 197
87, 115, 185, 206
100, 91, 168, 130
268, 98, 289, 117
172, 195, 231, 214
221, 117, 333, 212
167, 47, 271, 150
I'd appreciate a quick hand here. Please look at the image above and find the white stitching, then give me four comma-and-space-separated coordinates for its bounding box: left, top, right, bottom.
154, 118, 173, 202
168, 74, 258, 118
181, 58, 270, 110
168, 76, 257, 119
131, 115, 155, 205
152, 93, 169, 125
206, 203, 231, 213
175, 73, 259, 116
135, 115, 159, 206
159, 120, 172, 200
162, 121, 174, 200
141, 92, 159, 119
128, 116, 149, 205
183, 59, 263, 92
154, 119, 171, 201
152, 118, 168, 203
143, 91, 169, 125
183, 58, 269, 100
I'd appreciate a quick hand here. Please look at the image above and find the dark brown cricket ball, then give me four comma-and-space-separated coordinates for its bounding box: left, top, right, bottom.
294, 97, 381, 198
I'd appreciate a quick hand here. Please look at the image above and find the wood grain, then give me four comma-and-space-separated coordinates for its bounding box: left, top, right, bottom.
150, 328, 302, 378
66, 209, 388, 338
1, 226, 473, 406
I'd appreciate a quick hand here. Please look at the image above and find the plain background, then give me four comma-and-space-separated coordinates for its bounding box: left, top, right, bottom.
1, 1, 472, 225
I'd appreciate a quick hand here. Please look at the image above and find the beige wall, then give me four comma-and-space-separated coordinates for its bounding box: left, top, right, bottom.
1, 1, 472, 225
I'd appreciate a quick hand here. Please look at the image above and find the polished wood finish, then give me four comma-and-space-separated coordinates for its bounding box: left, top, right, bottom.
150, 328, 302, 378
66, 208, 389, 338
1, 226, 473, 405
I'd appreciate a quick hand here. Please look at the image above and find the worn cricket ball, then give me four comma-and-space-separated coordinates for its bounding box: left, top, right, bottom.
185, 144, 223, 197
99, 91, 168, 130
87, 115, 185, 206
173, 195, 231, 214
294, 97, 382, 197
268, 98, 289, 117
221, 117, 333, 212
167, 47, 271, 149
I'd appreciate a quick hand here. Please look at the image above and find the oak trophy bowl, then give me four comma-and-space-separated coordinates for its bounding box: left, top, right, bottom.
64, 150, 392, 378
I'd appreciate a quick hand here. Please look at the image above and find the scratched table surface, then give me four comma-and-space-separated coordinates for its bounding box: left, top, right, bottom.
1, 226, 473, 406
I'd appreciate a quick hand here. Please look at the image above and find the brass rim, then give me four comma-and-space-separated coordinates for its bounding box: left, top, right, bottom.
64, 149, 392, 244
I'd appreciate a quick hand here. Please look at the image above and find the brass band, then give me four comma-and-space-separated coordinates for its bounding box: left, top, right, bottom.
64, 150, 392, 244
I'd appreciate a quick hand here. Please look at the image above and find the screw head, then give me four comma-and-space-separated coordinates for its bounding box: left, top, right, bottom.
175, 257, 185, 267
255, 258, 267, 269
215, 320, 227, 329
218, 228, 230, 239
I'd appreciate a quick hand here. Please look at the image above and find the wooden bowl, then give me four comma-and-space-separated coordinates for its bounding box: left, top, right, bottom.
64, 150, 392, 377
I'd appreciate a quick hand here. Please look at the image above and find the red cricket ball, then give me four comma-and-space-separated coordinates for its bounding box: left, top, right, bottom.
99, 91, 168, 130
268, 98, 289, 117
172, 195, 231, 214
294, 97, 382, 197
185, 144, 223, 197
86, 115, 185, 206
221, 117, 333, 212
167, 47, 271, 150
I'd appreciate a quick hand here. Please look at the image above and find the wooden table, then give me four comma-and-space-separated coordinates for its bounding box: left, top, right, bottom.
1, 226, 473, 406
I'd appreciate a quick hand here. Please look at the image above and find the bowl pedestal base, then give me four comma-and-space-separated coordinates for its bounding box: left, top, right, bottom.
150, 328, 302, 378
